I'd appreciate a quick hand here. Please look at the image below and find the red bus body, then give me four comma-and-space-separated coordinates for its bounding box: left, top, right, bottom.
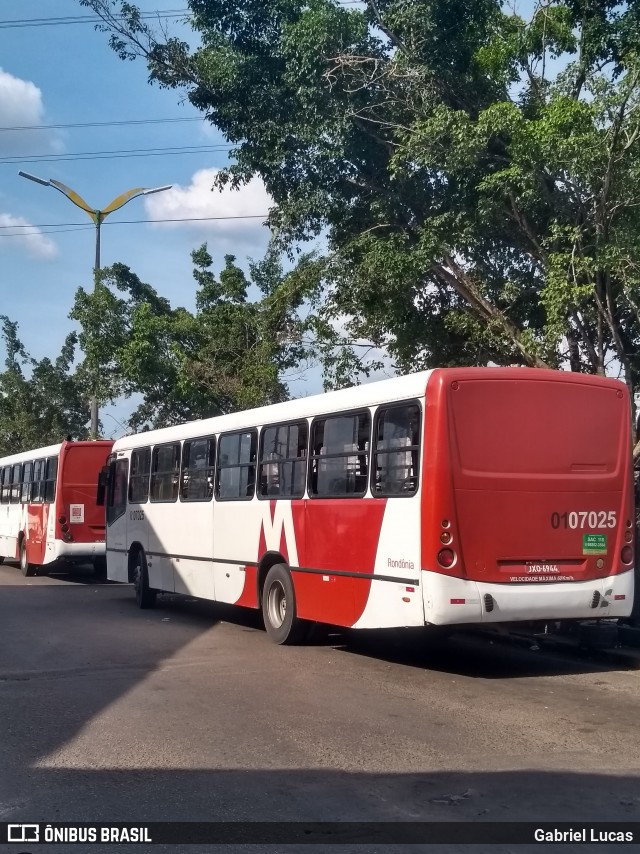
0, 440, 113, 573
104, 367, 633, 633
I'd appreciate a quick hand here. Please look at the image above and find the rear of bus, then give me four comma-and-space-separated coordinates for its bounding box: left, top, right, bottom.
54, 440, 114, 563
421, 368, 634, 625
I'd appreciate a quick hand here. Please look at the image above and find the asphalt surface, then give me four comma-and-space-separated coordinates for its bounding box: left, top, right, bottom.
1, 561, 640, 853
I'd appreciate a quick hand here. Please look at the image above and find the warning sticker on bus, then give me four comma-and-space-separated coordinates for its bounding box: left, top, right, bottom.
583, 533, 606, 555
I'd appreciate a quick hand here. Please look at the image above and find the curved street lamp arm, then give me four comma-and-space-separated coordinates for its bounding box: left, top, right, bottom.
48, 179, 97, 220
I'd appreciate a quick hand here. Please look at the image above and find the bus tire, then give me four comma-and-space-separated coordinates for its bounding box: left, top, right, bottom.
132, 549, 156, 610
262, 563, 306, 645
19, 541, 37, 577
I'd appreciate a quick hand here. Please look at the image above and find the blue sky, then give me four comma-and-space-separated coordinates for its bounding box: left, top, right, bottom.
0, 2, 546, 438
0, 1, 291, 436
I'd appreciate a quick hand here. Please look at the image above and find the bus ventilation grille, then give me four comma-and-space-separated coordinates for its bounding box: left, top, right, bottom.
591, 591, 600, 609
484, 594, 494, 613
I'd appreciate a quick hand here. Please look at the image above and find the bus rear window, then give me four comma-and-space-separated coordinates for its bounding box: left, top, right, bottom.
450, 378, 623, 475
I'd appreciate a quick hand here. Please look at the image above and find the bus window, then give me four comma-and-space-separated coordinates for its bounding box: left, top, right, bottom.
181, 437, 215, 502
216, 430, 257, 501
0, 466, 10, 504
259, 421, 307, 499
44, 457, 58, 503
372, 403, 421, 496
150, 443, 181, 503
21, 461, 33, 503
10, 463, 22, 504
310, 412, 370, 497
107, 458, 128, 526
32, 460, 45, 503
129, 447, 151, 504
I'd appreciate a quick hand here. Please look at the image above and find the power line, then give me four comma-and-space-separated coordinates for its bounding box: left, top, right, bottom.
0, 144, 234, 165
0, 214, 269, 233
0, 117, 204, 132
0, 9, 187, 29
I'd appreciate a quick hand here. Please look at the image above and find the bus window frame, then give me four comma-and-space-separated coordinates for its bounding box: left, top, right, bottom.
21, 461, 33, 503
215, 429, 258, 502
180, 435, 216, 503
106, 457, 129, 526
149, 442, 181, 504
258, 419, 308, 500
370, 400, 422, 498
308, 408, 371, 499
129, 446, 152, 504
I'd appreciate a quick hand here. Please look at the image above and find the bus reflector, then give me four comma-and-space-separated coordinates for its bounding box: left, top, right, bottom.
405, 586, 415, 592
621, 546, 633, 565
615, 595, 626, 600
438, 548, 455, 568
450, 598, 465, 604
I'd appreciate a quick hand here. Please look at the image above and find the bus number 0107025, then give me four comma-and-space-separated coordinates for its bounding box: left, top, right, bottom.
550, 511, 616, 530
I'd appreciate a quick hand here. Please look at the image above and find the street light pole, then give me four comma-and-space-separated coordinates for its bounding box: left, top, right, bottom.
19, 171, 171, 439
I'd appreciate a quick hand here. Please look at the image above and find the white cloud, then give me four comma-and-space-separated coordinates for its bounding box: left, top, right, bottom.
0, 67, 62, 155
143, 169, 273, 253
0, 213, 57, 260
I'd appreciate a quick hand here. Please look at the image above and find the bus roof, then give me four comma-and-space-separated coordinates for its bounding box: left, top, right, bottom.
113, 369, 436, 452
0, 439, 113, 468
111, 366, 629, 453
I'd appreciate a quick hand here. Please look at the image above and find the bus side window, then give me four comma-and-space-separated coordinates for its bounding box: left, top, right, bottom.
181, 437, 215, 502
150, 443, 181, 503
31, 460, 45, 503
10, 463, 22, 504
372, 402, 421, 496
258, 421, 307, 499
310, 412, 370, 497
44, 457, 58, 503
216, 430, 257, 501
106, 459, 128, 525
0, 465, 11, 504
129, 447, 151, 503
21, 461, 33, 503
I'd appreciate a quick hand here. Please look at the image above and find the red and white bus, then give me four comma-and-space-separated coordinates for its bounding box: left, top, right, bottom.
0, 439, 113, 576
101, 368, 634, 642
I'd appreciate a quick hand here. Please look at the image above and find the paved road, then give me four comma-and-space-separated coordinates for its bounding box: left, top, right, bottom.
1, 561, 640, 853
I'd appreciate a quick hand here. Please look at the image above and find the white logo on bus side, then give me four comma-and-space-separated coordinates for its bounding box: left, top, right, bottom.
260, 502, 299, 566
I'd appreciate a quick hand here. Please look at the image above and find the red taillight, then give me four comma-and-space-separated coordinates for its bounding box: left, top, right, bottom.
440, 531, 452, 544
625, 530, 633, 543
61, 523, 70, 533
438, 548, 456, 568
58, 515, 67, 524
621, 546, 633, 565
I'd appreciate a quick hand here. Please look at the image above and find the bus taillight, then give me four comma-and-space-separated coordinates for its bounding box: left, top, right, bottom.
58, 515, 67, 525
437, 548, 456, 568
621, 546, 633, 565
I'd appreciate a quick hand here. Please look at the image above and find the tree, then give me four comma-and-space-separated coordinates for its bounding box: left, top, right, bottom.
82, 0, 640, 445
0, 317, 90, 455
70, 243, 317, 429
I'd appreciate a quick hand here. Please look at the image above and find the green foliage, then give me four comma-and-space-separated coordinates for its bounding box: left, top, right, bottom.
82, 0, 640, 443
0, 318, 90, 455
70, 244, 317, 430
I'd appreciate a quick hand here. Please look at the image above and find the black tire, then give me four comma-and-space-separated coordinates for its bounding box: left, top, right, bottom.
262, 563, 306, 645
19, 540, 38, 577
93, 556, 108, 579
132, 549, 156, 609
0, 556, 4, 565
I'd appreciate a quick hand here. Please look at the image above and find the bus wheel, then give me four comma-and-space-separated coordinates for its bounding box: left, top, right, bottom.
262, 564, 306, 645
132, 550, 156, 610
19, 542, 37, 577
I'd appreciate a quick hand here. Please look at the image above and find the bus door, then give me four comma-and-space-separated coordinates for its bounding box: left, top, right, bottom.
105, 455, 129, 582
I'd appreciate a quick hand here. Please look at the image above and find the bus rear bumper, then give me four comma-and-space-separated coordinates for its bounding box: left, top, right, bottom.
423, 569, 634, 625
54, 540, 106, 561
